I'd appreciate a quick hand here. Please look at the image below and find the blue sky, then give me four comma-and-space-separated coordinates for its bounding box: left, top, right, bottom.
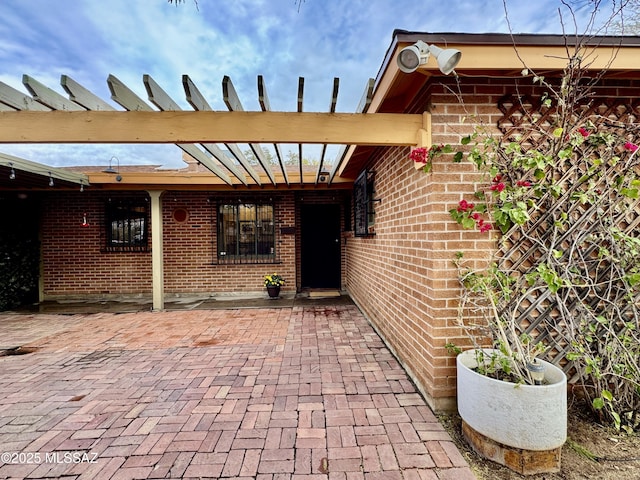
0, 0, 614, 169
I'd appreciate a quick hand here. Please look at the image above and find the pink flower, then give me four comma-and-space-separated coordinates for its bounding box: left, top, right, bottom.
578, 127, 590, 138
457, 199, 475, 212
492, 174, 503, 183
409, 147, 428, 163
470, 212, 482, 220
624, 142, 638, 152
490, 182, 506, 192
479, 223, 492, 233
516, 180, 532, 187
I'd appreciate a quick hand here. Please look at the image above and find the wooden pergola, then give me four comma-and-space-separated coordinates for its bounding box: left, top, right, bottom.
0, 73, 429, 189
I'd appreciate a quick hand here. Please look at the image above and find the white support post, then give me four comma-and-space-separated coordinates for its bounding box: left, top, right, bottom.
148, 190, 165, 311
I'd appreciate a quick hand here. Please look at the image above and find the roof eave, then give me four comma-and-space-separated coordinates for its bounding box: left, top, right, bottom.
340, 31, 640, 178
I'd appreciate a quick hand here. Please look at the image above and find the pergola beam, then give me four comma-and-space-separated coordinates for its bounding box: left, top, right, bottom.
0, 110, 423, 146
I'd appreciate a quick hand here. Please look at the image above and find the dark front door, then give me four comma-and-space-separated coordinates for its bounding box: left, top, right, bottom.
301, 204, 341, 289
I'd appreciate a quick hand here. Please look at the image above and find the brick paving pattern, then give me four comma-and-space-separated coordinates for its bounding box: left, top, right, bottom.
0, 305, 475, 479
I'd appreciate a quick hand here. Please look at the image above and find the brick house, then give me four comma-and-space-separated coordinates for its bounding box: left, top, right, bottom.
1, 31, 639, 410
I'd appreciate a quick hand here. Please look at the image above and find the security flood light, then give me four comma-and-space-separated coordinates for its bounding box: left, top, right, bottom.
397, 40, 462, 75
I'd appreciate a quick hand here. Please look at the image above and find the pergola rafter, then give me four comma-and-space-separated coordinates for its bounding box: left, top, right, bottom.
297, 78, 306, 185
144, 74, 247, 186
315, 77, 339, 185
23, 75, 84, 111
183, 75, 263, 186
61, 75, 114, 111
329, 78, 375, 183
107, 74, 234, 185
0, 81, 50, 111
222, 75, 277, 185
258, 75, 289, 186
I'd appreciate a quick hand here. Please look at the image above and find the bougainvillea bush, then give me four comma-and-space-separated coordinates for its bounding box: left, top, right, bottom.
417, 59, 640, 431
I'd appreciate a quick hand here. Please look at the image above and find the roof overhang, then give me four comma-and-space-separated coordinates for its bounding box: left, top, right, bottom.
382, 32, 640, 81
0, 152, 89, 191
373, 31, 640, 115
338, 31, 640, 178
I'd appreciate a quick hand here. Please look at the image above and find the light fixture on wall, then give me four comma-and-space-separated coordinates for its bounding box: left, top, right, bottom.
8, 162, 16, 180
103, 156, 119, 174
81, 212, 90, 227
103, 156, 123, 182
397, 40, 462, 75
48, 172, 54, 187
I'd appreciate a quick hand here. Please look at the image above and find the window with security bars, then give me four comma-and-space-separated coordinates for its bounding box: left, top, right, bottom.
105, 200, 149, 252
354, 170, 376, 236
217, 203, 276, 264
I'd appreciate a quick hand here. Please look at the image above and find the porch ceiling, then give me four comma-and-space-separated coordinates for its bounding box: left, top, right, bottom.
0, 152, 88, 191
0, 73, 410, 189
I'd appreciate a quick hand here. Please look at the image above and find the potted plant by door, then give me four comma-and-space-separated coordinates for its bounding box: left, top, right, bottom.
264, 273, 285, 298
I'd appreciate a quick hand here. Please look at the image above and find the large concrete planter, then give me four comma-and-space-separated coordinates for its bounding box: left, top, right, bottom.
457, 349, 567, 474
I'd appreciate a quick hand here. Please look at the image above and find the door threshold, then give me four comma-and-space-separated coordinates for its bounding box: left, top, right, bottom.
308, 289, 342, 298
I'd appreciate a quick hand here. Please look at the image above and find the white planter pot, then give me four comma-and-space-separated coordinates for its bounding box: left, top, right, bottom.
457, 348, 567, 451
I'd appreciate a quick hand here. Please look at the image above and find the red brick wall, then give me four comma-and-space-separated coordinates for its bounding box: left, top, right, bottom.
42, 192, 152, 297
41, 190, 299, 298
38, 77, 640, 408
346, 78, 506, 411
347, 76, 640, 410
162, 191, 297, 294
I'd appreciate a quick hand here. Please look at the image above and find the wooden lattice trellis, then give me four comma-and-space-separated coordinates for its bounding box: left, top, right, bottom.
494, 93, 640, 382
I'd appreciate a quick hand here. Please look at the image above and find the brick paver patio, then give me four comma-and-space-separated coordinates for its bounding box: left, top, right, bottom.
0, 304, 475, 479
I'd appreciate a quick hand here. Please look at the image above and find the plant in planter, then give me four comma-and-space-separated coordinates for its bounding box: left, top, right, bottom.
447, 254, 569, 474
264, 273, 285, 298
441, 111, 640, 437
